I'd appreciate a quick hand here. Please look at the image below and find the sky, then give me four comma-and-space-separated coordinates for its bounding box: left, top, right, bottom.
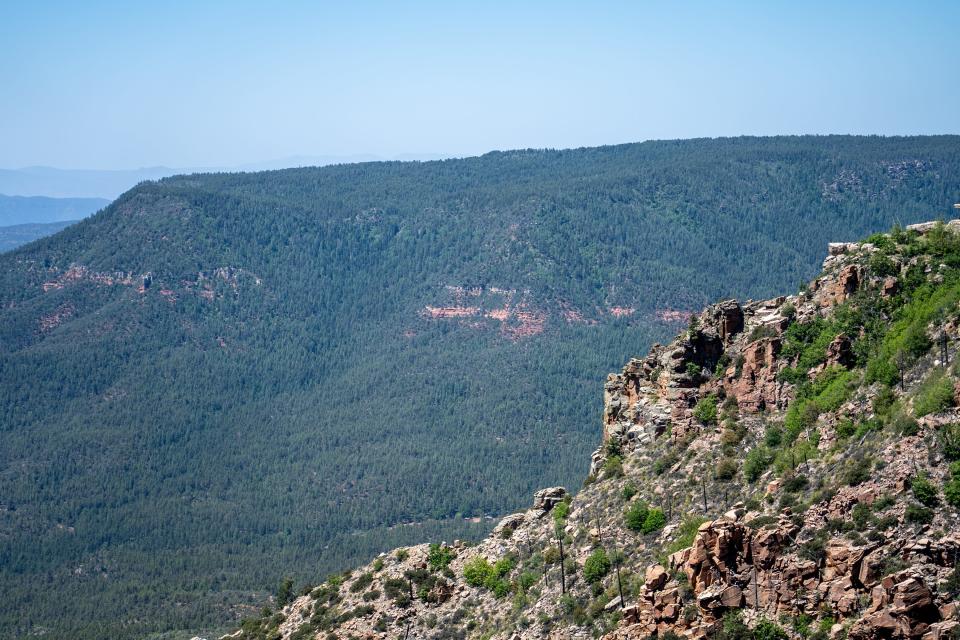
1, 0, 958, 170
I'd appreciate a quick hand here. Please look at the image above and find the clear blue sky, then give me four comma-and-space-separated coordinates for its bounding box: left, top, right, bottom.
1, 1, 958, 169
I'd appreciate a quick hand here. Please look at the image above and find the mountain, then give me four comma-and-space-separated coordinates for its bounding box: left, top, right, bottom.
0, 193, 109, 225
1, 135, 959, 639
230, 220, 960, 640
0, 221, 78, 252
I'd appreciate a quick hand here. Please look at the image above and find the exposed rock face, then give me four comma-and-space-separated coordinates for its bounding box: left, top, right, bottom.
613, 512, 954, 640
724, 337, 783, 412
531, 486, 567, 515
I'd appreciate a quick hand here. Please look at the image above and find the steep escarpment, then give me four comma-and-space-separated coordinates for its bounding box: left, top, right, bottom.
232, 220, 960, 640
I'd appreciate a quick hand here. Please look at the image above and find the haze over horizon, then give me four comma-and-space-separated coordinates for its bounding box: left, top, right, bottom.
2, 1, 958, 171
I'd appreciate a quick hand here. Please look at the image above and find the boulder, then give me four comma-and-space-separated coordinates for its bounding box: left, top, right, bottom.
645, 564, 669, 591
532, 487, 567, 515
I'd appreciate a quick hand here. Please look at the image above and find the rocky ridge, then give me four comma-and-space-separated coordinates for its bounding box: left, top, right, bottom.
229, 220, 960, 640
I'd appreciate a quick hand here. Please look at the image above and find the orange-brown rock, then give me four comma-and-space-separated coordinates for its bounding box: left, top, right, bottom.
723, 337, 782, 412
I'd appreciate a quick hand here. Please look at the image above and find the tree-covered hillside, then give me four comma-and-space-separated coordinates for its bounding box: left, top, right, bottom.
0, 135, 958, 639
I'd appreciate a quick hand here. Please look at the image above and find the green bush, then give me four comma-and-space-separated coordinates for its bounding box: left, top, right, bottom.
463, 556, 514, 597
276, 577, 295, 608
914, 369, 955, 417
902, 323, 932, 358
836, 419, 856, 439
905, 503, 934, 524
911, 474, 939, 507
624, 501, 649, 532
753, 619, 789, 640
552, 501, 570, 525
602, 455, 624, 478
463, 557, 493, 587
666, 516, 709, 554
582, 548, 611, 583
744, 446, 774, 482
843, 456, 873, 486
866, 280, 960, 386
893, 412, 920, 436
868, 252, 898, 277
349, 572, 374, 593
940, 424, 960, 460
427, 543, 455, 571
944, 462, 960, 508
621, 481, 638, 501
764, 425, 783, 447
641, 508, 667, 534
693, 394, 718, 424
715, 457, 739, 481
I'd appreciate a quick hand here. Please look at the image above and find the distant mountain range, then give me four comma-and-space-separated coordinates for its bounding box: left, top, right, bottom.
0, 155, 450, 199
0, 194, 111, 252
0, 194, 109, 226
0, 221, 79, 253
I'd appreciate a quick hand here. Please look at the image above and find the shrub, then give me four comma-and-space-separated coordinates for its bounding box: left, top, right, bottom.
427, 543, 455, 571
276, 577, 295, 608
869, 252, 898, 277
721, 421, 746, 446
642, 508, 667, 534
782, 473, 809, 493
911, 474, 939, 507
543, 546, 560, 564
395, 549, 409, 561
715, 457, 739, 481
383, 577, 411, 606
836, 418, 856, 439
463, 557, 493, 587
799, 529, 829, 563
902, 323, 932, 358
843, 456, 872, 486
914, 370, 955, 417
940, 424, 960, 460
666, 515, 709, 554
852, 503, 873, 529
764, 425, 783, 447
552, 501, 570, 525
621, 481, 638, 501
905, 503, 934, 524
893, 412, 920, 436
624, 501, 649, 532
945, 462, 960, 508
744, 446, 774, 482
753, 618, 789, 640
945, 565, 960, 599
604, 437, 623, 457
602, 455, 624, 478
686, 362, 702, 378
693, 394, 718, 424
349, 572, 374, 593
582, 548, 611, 583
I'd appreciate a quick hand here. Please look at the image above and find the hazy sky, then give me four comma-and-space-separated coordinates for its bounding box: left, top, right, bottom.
2, 1, 958, 169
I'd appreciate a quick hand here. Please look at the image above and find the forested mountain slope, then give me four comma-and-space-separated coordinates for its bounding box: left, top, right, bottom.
0, 135, 958, 639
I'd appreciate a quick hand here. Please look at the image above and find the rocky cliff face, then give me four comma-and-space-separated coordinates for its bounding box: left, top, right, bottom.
228, 221, 960, 640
